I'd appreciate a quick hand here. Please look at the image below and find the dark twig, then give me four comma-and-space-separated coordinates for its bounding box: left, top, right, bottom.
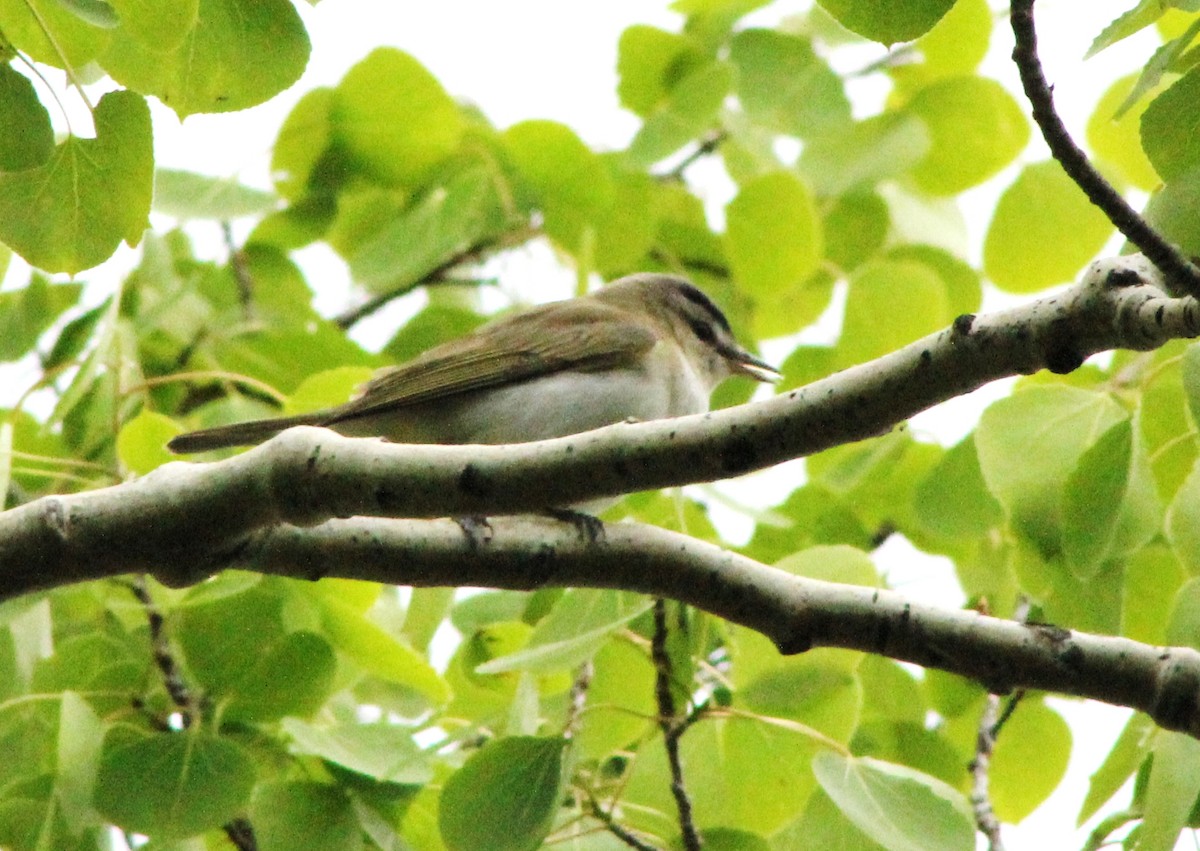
588, 796, 662, 851
127, 575, 198, 723
659, 131, 728, 183
332, 226, 538, 329
127, 576, 258, 851
223, 817, 258, 851
1009, 0, 1200, 298
652, 599, 703, 851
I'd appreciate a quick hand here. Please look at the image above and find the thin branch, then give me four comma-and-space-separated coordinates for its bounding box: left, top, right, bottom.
126, 576, 258, 851
971, 699, 1007, 850
1009, 0, 1200, 298
564, 659, 594, 739
658, 132, 727, 183
587, 795, 662, 851
332, 225, 538, 329
652, 599, 702, 851
126, 575, 198, 723
223, 816, 258, 851
969, 598, 1030, 850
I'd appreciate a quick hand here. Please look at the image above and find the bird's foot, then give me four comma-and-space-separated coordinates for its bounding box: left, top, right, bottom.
453, 515, 494, 550
546, 508, 605, 544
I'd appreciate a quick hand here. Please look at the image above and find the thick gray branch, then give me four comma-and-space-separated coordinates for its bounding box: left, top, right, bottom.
2, 254, 1193, 593
244, 516, 1200, 737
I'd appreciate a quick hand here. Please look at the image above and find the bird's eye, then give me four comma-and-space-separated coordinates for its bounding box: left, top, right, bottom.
688, 318, 716, 343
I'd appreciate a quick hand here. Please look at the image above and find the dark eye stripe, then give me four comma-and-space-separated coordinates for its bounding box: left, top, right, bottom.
688, 317, 716, 343
677, 282, 732, 333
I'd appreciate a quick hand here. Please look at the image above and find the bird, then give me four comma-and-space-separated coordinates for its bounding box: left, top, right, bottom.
166, 273, 779, 455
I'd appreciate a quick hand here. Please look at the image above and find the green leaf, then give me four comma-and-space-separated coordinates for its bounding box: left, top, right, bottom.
823, 190, 889, 273
348, 166, 508, 293
0, 0, 110, 67
789, 788, 889, 851
271, 87, 335, 200
799, 113, 931, 196
815, 0, 957, 44
1124, 545, 1186, 643
812, 752, 974, 851
1087, 0, 1171, 57
281, 718, 432, 784
624, 714, 828, 835
1167, 456, 1200, 573
1140, 731, 1200, 851
1062, 418, 1161, 577
976, 387, 1126, 556
384, 303, 488, 364
1144, 164, 1200, 256
227, 630, 337, 722
725, 170, 822, 299
730, 29, 851, 139
316, 593, 450, 704
54, 691, 104, 833
915, 436, 1002, 539
1166, 578, 1200, 648
989, 700, 1071, 822
250, 781, 361, 851
283, 367, 374, 416
477, 590, 652, 674
1078, 713, 1154, 824
438, 736, 566, 851
775, 544, 878, 587
332, 47, 465, 186
94, 727, 256, 839
627, 60, 732, 166
616, 25, 705, 118
1183, 344, 1200, 428
1143, 68, 1200, 182
0, 64, 53, 170
0, 90, 152, 274
504, 119, 614, 258
906, 76, 1029, 196
984, 160, 1114, 293
575, 638, 657, 760
913, 0, 992, 77
59, 0, 118, 28
116, 409, 182, 475
101, 0, 309, 118
108, 0, 198, 52
0, 275, 83, 362
836, 258, 950, 368
1087, 73, 1162, 191
153, 169, 277, 220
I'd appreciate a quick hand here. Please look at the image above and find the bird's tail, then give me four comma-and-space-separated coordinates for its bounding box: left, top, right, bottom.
167, 412, 327, 454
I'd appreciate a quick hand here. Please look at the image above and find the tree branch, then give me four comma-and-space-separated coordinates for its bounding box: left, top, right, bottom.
331, 225, 539, 329
652, 599, 702, 851
1, 254, 1193, 593
2, 256, 1200, 734
1009, 0, 1200, 298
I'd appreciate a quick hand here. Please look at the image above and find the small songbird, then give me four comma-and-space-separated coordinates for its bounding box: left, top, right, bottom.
167, 273, 778, 454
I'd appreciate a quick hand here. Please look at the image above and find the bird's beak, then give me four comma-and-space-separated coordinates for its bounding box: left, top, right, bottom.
724, 346, 781, 383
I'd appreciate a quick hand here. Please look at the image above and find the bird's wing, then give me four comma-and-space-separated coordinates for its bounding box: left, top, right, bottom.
325, 299, 658, 424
